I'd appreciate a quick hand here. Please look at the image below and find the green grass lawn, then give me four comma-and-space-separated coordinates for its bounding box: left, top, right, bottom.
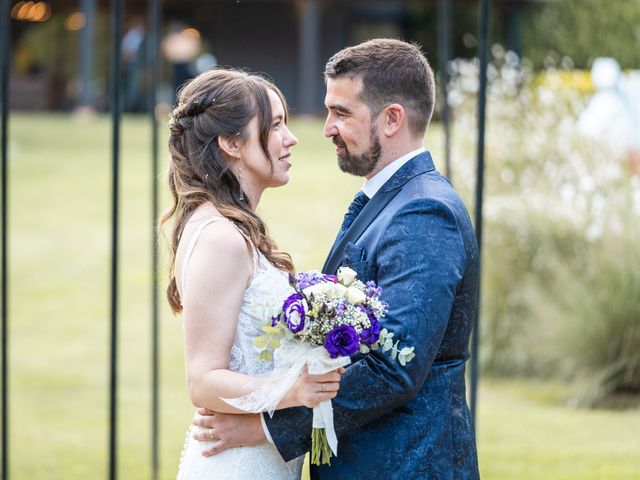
4, 113, 639, 479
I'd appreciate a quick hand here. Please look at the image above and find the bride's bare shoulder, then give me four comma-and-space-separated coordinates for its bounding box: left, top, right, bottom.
175, 210, 252, 292
196, 219, 248, 258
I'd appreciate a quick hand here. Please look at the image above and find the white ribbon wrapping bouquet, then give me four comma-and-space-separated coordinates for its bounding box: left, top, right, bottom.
222, 339, 350, 463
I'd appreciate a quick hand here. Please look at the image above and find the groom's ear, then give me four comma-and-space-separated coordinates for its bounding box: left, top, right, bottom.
380, 103, 405, 137
217, 134, 243, 159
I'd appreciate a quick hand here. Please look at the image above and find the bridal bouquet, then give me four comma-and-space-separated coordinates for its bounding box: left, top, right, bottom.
222, 267, 415, 465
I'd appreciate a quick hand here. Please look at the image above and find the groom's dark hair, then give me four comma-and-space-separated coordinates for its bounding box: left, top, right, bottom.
324, 38, 436, 137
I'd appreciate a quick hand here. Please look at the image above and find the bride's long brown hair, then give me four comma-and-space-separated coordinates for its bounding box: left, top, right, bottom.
160, 69, 294, 313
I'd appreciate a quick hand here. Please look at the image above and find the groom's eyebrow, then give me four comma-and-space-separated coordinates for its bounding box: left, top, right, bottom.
326, 103, 352, 114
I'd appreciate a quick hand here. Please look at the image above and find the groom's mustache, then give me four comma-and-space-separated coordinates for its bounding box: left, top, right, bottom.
332, 136, 346, 148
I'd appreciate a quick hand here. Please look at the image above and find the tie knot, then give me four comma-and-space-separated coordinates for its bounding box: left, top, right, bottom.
348, 191, 369, 216
338, 191, 369, 235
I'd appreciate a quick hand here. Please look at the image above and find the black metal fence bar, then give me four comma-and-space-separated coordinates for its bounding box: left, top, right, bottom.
438, 0, 452, 181
79, 0, 96, 108
109, 0, 123, 478
148, 0, 161, 477
471, 0, 490, 423
1, 0, 10, 477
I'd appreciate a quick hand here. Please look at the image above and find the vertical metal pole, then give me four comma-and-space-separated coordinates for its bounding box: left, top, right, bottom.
148, 0, 161, 478
506, 3, 522, 58
1, 0, 10, 476
78, 0, 96, 108
471, 0, 490, 425
297, 0, 320, 115
109, 0, 123, 478
438, 0, 452, 181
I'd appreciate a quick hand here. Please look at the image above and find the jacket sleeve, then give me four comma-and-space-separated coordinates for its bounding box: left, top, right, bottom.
265, 197, 468, 461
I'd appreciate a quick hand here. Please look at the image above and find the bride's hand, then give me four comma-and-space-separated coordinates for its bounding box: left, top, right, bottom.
281, 365, 346, 409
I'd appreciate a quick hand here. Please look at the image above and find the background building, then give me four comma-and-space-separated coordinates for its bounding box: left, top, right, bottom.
7, 0, 544, 113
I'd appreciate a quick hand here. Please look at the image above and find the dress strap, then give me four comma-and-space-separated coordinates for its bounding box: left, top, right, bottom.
232, 227, 262, 277
180, 216, 227, 298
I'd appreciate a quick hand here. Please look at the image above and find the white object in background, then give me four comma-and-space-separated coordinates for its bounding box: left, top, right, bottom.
578, 57, 640, 155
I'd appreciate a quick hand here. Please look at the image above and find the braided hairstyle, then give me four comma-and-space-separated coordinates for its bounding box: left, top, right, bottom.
160, 68, 294, 313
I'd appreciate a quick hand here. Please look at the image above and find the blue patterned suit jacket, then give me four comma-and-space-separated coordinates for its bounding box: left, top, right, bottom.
265, 152, 480, 479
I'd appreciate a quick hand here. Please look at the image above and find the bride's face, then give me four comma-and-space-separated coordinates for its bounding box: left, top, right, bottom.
239, 89, 298, 190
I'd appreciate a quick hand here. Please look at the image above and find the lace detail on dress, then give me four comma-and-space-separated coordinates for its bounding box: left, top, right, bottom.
176, 221, 303, 479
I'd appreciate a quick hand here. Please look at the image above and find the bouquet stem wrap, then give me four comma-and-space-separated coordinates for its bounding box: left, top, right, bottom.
221, 339, 350, 464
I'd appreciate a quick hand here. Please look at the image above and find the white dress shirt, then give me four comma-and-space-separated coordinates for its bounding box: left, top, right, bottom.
260, 411, 275, 443
259, 147, 426, 444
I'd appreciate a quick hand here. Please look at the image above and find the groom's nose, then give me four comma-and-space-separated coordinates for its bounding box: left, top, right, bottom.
323, 115, 338, 138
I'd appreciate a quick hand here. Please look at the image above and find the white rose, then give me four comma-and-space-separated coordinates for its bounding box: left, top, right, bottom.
337, 266, 358, 286
303, 283, 328, 297
328, 282, 348, 297
345, 286, 366, 305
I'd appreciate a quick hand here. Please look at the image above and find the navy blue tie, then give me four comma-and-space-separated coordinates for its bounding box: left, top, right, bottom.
323, 191, 370, 273
338, 191, 369, 238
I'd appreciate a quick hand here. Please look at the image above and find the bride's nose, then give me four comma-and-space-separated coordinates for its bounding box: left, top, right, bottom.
284, 126, 298, 147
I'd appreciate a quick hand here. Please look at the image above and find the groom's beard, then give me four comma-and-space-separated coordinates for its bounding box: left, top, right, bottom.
333, 126, 381, 177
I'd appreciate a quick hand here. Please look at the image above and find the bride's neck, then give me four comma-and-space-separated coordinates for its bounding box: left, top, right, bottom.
241, 184, 263, 211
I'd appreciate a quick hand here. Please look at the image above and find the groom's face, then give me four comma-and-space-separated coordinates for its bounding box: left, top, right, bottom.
324, 77, 381, 177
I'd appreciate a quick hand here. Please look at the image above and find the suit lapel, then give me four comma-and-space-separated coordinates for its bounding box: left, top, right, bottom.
322, 188, 400, 273
322, 151, 436, 274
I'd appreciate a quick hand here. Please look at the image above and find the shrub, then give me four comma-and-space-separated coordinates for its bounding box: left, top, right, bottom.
448, 46, 640, 404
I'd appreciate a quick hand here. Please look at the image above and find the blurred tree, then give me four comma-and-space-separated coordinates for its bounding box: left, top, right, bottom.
407, 1, 483, 71
522, 0, 640, 69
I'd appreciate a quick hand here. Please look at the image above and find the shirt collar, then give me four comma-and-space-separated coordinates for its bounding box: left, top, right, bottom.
361, 147, 427, 199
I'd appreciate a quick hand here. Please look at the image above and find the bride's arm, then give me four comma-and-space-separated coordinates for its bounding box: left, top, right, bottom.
180, 224, 340, 414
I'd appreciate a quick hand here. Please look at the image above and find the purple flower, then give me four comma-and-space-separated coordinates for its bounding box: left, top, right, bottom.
335, 300, 348, 317
323, 324, 360, 358
359, 311, 381, 346
282, 293, 308, 333
323, 275, 338, 283
295, 271, 326, 290
364, 281, 382, 299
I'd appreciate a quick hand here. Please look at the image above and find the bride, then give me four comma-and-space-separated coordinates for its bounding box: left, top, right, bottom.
160, 69, 343, 479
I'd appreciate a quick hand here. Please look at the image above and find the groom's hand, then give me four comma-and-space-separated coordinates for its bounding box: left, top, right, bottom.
192, 408, 266, 456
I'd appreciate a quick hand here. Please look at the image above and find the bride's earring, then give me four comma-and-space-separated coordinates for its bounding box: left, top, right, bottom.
238, 167, 245, 201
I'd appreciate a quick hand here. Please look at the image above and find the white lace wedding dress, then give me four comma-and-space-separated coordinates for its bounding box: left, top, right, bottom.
176, 217, 304, 480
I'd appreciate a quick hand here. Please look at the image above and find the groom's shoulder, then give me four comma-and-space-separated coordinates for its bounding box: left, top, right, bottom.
383, 172, 471, 231
381, 180, 454, 227
400, 168, 459, 205
373, 155, 467, 224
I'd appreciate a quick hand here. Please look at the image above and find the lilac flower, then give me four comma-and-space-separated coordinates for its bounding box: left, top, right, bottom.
282, 293, 308, 333
365, 281, 382, 299
324, 324, 360, 358
335, 300, 348, 317
295, 271, 326, 290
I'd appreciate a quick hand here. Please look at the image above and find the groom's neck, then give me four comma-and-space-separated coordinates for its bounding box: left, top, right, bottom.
366, 136, 424, 180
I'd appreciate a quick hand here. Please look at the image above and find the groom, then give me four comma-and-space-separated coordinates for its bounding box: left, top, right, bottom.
194, 38, 480, 479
